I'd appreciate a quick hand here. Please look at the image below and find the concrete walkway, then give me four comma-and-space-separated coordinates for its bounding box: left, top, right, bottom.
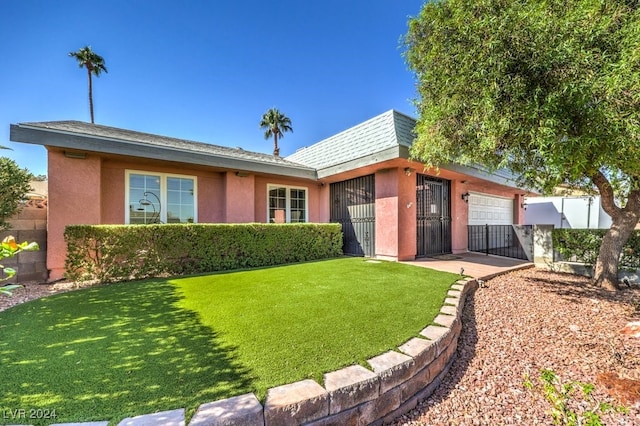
404, 252, 533, 280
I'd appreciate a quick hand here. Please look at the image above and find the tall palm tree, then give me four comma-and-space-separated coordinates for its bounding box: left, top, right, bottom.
68, 46, 108, 124
260, 108, 293, 156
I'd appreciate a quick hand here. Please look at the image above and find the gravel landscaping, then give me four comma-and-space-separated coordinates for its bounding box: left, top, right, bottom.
394, 268, 640, 425
0, 281, 79, 312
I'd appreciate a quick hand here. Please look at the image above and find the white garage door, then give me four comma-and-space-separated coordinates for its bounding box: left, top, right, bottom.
468, 193, 513, 225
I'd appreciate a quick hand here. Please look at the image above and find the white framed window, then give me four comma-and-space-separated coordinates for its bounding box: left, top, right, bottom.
267, 184, 307, 223
125, 170, 197, 224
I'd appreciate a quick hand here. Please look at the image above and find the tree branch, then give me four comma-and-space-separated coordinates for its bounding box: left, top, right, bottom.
591, 170, 621, 219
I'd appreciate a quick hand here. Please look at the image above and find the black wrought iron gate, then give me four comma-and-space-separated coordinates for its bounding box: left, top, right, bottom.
417, 175, 452, 256
330, 175, 376, 257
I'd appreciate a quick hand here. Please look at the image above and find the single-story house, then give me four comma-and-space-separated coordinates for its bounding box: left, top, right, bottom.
10, 109, 526, 281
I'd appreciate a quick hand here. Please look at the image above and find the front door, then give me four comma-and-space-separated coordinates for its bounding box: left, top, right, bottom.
330, 175, 376, 257
417, 174, 452, 256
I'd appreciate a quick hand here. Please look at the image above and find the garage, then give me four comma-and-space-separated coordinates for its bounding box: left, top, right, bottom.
468, 193, 514, 225
467, 192, 530, 260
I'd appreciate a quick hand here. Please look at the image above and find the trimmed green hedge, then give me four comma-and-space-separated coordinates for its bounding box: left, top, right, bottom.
552, 228, 640, 269
64, 223, 343, 283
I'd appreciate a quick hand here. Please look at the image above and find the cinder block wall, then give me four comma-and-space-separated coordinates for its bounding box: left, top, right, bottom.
1, 205, 47, 283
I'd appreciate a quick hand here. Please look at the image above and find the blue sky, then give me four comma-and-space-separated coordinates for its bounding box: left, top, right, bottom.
1, 1, 425, 176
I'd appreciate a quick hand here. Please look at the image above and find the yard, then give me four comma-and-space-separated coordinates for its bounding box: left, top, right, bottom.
0, 257, 459, 425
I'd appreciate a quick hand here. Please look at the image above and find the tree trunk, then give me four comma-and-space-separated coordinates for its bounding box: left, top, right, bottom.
593, 209, 638, 290
273, 133, 279, 156
590, 172, 640, 291
88, 69, 94, 124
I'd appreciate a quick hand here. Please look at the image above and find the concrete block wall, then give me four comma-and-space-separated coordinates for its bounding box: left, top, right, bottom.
0, 205, 48, 283
85, 278, 477, 426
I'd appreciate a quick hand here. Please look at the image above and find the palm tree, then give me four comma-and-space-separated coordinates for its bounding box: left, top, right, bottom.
69, 46, 108, 124
260, 108, 293, 156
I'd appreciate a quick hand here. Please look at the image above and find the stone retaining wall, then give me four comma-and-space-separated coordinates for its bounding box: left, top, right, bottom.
108, 278, 477, 426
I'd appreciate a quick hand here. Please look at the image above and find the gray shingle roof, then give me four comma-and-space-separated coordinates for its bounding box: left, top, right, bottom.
11, 120, 317, 179
286, 110, 416, 170
18, 120, 307, 167
11, 115, 519, 187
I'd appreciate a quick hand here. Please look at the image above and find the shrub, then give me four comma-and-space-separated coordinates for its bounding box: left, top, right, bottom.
524, 369, 628, 425
0, 157, 34, 231
552, 229, 640, 270
64, 223, 343, 283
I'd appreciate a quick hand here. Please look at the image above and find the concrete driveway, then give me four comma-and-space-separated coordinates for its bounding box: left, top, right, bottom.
404, 252, 533, 280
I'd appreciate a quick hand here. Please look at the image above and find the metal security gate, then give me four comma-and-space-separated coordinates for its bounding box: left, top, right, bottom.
417, 175, 452, 256
330, 175, 375, 256
468, 225, 533, 260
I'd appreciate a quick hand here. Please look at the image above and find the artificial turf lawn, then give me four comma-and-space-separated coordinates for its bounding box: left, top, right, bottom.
0, 257, 459, 425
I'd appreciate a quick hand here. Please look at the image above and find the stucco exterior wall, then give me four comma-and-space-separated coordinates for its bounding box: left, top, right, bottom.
225, 172, 256, 223
45, 153, 322, 280
449, 179, 469, 253
101, 165, 125, 224
327, 161, 526, 261
398, 169, 417, 260
48, 151, 102, 280
199, 174, 225, 223
374, 168, 400, 259
374, 168, 418, 261
44, 147, 525, 282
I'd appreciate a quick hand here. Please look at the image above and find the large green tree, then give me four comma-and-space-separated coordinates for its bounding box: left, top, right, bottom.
69, 45, 108, 124
0, 157, 33, 231
405, 0, 640, 290
260, 108, 293, 156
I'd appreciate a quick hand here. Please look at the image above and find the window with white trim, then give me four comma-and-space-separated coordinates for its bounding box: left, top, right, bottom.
268, 185, 307, 223
126, 171, 197, 224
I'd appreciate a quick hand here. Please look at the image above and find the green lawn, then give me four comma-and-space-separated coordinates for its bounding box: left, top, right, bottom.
0, 257, 458, 425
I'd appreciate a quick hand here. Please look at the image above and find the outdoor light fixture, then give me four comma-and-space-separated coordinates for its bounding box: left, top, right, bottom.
520, 193, 528, 210
404, 167, 415, 176
461, 192, 470, 203
235, 171, 250, 177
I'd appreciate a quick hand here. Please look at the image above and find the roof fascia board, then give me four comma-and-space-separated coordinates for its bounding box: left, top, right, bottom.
10, 124, 317, 180
316, 145, 405, 179
443, 162, 519, 187
316, 143, 520, 188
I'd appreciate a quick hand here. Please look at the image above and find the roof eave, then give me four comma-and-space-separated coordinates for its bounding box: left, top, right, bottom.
315, 143, 520, 188
316, 145, 407, 179
442, 162, 519, 187
10, 123, 317, 180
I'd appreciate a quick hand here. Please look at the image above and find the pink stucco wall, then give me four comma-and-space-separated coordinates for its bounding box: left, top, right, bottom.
48, 151, 102, 280
45, 152, 321, 280
101, 165, 124, 224
374, 168, 399, 258
325, 160, 526, 261
45, 147, 526, 281
225, 172, 255, 222
199, 174, 225, 222
374, 168, 417, 261
449, 179, 469, 253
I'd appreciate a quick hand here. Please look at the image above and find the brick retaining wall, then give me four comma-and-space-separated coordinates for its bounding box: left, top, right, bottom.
108, 278, 477, 426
